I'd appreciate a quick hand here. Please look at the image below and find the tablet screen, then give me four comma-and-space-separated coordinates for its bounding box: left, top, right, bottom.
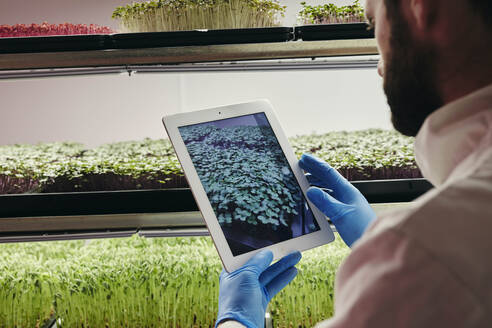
179, 113, 320, 256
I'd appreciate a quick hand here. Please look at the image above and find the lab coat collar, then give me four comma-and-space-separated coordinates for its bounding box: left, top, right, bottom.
414, 83, 492, 186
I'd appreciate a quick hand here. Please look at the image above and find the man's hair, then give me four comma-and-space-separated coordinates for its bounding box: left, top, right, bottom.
384, 0, 492, 28
469, 0, 492, 27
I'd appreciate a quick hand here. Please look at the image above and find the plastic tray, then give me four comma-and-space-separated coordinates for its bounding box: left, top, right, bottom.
0, 179, 432, 219
0, 25, 374, 54
0, 34, 109, 54
0, 189, 197, 218
295, 23, 374, 41
110, 27, 294, 49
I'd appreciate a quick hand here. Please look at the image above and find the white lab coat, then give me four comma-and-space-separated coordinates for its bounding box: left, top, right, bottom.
219, 83, 492, 328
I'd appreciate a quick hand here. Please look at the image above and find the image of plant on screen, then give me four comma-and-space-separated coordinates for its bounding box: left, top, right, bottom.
179, 113, 320, 255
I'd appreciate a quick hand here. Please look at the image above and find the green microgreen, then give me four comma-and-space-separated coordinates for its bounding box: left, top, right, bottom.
298, 0, 365, 25
181, 125, 303, 230
0, 235, 349, 327
0, 129, 420, 194
112, 0, 286, 32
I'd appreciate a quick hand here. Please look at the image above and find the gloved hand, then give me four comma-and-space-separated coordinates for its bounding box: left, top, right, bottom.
215, 250, 301, 328
299, 153, 376, 247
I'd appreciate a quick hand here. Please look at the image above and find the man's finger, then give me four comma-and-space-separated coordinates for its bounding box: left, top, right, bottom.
259, 251, 302, 287
264, 267, 298, 302
299, 154, 354, 196
305, 173, 327, 188
306, 186, 351, 222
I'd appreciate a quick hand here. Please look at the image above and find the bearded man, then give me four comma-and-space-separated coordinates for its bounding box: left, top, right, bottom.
214, 0, 492, 327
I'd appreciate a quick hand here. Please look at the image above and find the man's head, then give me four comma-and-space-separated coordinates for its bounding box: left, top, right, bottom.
365, 0, 492, 137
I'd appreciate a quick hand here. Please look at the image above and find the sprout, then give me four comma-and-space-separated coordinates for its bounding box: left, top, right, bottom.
0, 130, 420, 194
298, 0, 366, 25
290, 129, 420, 181
0, 235, 349, 326
111, 0, 287, 32
0, 22, 114, 37
180, 125, 304, 233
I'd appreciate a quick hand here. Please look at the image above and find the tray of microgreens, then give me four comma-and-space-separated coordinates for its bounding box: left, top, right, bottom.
0, 130, 433, 219
112, 0, 287, 32
0, 23, 113, 54
295, 0, 373, 41
110, 0, 294, 48
0, 130, 421, 195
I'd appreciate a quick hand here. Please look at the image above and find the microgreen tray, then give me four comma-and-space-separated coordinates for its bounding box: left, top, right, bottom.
110, 27, 294, 49
294, 23, 374, 41
0, 34, 109, 54
0, 179, 432, 219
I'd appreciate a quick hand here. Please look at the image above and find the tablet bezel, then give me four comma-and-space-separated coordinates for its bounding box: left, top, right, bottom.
163, 100, 334, 272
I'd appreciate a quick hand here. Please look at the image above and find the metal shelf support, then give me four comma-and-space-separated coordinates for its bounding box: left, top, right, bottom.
0, 56, 379, 79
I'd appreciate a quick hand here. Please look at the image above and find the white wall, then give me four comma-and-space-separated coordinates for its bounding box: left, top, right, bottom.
0, 0, 391, 148
179, 69, 390, 137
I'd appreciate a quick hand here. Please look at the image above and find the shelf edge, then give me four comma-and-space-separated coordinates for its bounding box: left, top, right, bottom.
0, 39, 378, 70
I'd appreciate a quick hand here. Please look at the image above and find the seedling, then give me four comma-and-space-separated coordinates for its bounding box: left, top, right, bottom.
298, 0, 365, 25
112, 0, 286, 32
0, 235, 349, 327
0, 22, 113, 37
0, 130, 421, 195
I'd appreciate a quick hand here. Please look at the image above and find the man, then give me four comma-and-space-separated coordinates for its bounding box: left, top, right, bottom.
215, 0, 492, 327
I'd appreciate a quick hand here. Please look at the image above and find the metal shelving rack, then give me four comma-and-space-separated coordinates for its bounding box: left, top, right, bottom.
0, 34, 431, 242
0, 38, 378, 78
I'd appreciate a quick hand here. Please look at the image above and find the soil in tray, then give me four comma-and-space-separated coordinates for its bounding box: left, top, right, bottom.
339, 166, 422, 181
0, 174, 40, 194
40, 172, 187, 193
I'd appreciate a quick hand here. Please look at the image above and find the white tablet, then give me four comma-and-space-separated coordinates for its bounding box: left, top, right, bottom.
162, 100, 334, 272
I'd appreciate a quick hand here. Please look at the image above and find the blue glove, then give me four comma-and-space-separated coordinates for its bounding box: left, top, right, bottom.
215, 250, 301, 328
299, 153, 376, 247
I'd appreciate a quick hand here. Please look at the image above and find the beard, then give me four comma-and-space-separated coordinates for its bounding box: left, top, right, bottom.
383, 14, 443, 137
